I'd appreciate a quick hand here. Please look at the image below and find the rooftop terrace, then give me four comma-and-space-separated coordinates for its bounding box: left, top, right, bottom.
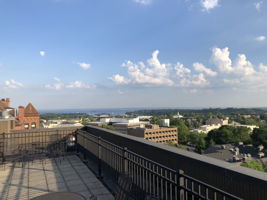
0, 155, 113, 200
1, 126, 267, 200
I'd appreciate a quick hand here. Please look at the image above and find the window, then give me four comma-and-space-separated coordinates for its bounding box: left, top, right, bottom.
31, 122, 36, 129
24, 123, 29, 129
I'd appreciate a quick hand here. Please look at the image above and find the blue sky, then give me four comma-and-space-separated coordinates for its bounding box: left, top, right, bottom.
0, 0, 267, 109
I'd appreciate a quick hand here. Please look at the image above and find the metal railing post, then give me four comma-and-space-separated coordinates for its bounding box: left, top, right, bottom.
178, 170, 185, 200
0, 132, 5, 163
98, 137, 102, 179
75, 132, 79, 154
123, 147, 128, 175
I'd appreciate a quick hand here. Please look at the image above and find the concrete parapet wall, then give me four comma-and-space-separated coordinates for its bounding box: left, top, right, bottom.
82, 125, 267, 200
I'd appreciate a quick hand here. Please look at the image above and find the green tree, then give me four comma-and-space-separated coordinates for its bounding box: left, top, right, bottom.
150, 116, 161, 126
205, 138, 215, 148
170, 118, 190, 144
241, 160, 267, 172
207, 126, 251, 144
81, 117, 88, 126
232, 127, 251, 144
207, 126, 234, 144
101, 124, 115, 131
195, 134, 206, 154
188, 132, 198, 145
252, 127, 267, 148
165, 141, 177, 147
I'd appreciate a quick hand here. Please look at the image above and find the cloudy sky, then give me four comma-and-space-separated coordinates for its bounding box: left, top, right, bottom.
0, 0, 267, 109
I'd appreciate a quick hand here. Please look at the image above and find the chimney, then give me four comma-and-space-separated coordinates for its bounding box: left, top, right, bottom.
18, 106, 25, 120
6, 98, 10, 107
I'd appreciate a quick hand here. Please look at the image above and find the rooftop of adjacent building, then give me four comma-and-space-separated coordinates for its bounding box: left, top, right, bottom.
19, 103, 40, 117
204, 143, 266, 162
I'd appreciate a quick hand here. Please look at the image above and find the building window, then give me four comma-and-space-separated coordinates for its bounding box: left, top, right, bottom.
24, 123, 29, 129
31, 122, 36, 129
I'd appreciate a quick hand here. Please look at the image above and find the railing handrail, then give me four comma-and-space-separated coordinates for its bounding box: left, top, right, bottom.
77, 129, 243, 200
181, 173, 242, 199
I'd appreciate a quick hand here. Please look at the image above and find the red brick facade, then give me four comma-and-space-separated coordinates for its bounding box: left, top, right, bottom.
1, 98, 40, 131
0, 98, 10, 110
14, 103, 40, 130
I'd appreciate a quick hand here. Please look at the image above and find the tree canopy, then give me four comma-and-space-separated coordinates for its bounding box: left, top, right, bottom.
207, 126, 251, 144
252, 127, 267, 148
241, 160, 267, 172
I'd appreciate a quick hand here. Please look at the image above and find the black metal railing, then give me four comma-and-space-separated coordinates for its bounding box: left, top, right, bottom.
76, 130, 242, 200
0, 127, 79, 162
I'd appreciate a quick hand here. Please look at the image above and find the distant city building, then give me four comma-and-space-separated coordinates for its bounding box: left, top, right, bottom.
128, 124, 178, 144
173, 112, 183, 119
230, 122, 259, 133
100, 118, 111, 123
161, 119, 170, 127
241, 115, 252, 119
98, 114, 110, 119
100, 117, 140, 124
138, 116, 153, 120
112, 123, 143, 134
194, 124, 222, 134
43, 120, 83, 128
195, 117, 258, 134
205, 118, 229, 126
194, 118, 229, 134
89, 117, 148, 134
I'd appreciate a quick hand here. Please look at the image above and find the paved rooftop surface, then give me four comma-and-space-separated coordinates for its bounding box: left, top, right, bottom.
0, 155, 114, 200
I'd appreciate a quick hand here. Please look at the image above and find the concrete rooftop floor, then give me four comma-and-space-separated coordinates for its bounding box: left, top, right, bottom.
0, 155, 114, 200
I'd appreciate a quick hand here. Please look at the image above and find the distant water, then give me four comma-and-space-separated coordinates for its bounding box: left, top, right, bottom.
39, 108, 141, 115
39, 107, 267, 115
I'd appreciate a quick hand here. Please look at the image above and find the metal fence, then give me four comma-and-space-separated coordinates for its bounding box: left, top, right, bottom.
76, 130, 242, 200
0, 127, 80, 161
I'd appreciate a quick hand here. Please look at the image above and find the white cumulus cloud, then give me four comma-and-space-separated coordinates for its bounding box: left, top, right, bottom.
234, 54, 255, 76
110, 48, 267, 90
4, 80, 23, 89
45, 77, 64, 90
255, 1, 263, 11
110, 50, 212, 88
133, 0, 152, 5
193, 62, 217, 76
45, 78, 94, 90
210, 47, 233, 73
201, 0, 219, 11
211, 47, 255, 76
118, 50, 174, 86
66, 81, 94, 89
109, 74, 129, 84
77, 62, 91, 70
256, 35, 266, 41
39, 51, 46, 57
259, 63, 267, 73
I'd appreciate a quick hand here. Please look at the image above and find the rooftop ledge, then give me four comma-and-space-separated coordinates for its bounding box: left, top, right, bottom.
83, 125, 267, 199
86, 125, 267, 181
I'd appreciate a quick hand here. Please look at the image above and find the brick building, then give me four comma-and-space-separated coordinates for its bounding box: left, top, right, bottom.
0, 98, 16, 133
14, 103, 40, 130
0, 98, 40, 132
128, 124, 178, 144
0, 98, 10, 108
